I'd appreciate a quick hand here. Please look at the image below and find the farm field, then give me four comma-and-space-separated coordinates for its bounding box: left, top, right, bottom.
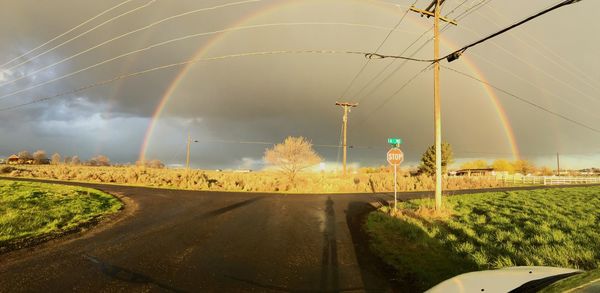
0, 179, 122, 252
1, 165, 509, 193
365, 186, 600, 291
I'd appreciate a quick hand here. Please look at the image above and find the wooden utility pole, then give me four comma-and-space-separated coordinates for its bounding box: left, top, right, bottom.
186, 133, 191, 169
410, 0, 456, 211
557, 152, 561, 176
335, 102, 358, 176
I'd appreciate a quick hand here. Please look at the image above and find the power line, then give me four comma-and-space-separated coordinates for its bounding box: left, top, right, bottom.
353, 0, 577, 124
0, 22, 412, 102
0, 0, 138, 68
185, 138, 385, 150
480, 5, 600, 93
338, 0, 420, 100
0, 0, 262, 88
352, 28, 431, 100
467, 50, 600, 117
370, 0, 584, 62
353, 0, 486, 103
354, 63, 433, 126
0, 50, 370, 112
464, 8, 600, 103
442, 65, 600, 135
1, 0, 158, 74
449, 0, 493, 21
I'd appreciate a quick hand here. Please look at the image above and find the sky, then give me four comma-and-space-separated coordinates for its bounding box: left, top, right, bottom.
0, 0, 599, 170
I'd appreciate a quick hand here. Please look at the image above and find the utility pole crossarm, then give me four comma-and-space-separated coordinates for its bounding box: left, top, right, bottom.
409, 6, 457, 25
335, 102, 359, 108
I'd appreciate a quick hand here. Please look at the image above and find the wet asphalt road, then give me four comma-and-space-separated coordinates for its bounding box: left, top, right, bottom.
1, 179, 597, 292
0, 179, 403, 292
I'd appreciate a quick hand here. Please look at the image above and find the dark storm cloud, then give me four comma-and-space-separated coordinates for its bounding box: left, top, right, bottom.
1, 0, 599, 168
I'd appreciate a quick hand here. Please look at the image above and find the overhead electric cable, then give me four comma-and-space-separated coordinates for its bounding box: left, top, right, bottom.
338, 0, 420, 100
353, 0, 576, 121
368, 0, 584, 63
0, 0, 262, 88
471, 6, 600, 95
0, 50, 372, 112
2, 0, 158, 73
443, 65, 600, 135
467, 50, 599, 116
353, 26, 431, 101
0, 22, 416, 101
353, 63, 433, 126
0, 0, 138, 68
353, 0, 486, 102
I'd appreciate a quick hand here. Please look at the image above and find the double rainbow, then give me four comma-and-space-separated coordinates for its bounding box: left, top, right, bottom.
138, 0, 520, 162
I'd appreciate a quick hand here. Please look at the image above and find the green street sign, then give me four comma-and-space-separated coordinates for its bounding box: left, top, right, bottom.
387, 138, 402, 145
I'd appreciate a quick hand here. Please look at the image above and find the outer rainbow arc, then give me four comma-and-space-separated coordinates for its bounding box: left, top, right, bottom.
139, 0, 520, 163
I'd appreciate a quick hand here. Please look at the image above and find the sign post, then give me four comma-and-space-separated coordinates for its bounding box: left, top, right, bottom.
387, 147, 404, 211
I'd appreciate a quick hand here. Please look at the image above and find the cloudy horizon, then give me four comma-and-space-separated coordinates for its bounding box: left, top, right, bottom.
1, 0, 599, 170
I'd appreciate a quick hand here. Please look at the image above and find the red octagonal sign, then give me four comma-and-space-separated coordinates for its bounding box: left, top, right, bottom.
387, 148, 404, 166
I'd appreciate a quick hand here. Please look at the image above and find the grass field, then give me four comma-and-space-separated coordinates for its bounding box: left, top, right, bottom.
0, 179, 122, 251
539, 268, 600, 292
365, 186, 600, 291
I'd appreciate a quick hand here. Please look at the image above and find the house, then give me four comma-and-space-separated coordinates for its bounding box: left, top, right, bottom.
455, 168, 495, 177
7, 155, 19, 165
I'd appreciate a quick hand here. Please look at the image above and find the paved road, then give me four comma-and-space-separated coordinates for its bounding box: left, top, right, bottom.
0, 179, 404, 292
1, 179, 597, 292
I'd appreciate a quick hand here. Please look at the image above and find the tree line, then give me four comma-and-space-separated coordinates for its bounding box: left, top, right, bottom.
7, 149, 166, 168
12, 150, 111, 166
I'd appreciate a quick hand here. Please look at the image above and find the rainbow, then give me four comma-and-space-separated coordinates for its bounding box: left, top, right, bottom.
138, 0, 520, 162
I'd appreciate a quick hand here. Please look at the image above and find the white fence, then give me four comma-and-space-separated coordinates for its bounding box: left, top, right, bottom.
497, 175, 600, 185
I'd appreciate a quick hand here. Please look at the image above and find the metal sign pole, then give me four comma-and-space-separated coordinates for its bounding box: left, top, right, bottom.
386, 143, 403, 213
394, 164, 397, 211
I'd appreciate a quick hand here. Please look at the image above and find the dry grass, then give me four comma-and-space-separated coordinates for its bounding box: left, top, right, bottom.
2, 165, 509, 193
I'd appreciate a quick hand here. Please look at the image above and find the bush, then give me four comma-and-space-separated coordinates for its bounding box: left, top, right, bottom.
1, 166, 15, 174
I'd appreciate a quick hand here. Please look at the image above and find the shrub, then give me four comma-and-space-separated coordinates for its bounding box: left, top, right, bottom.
5, 165, 512, 193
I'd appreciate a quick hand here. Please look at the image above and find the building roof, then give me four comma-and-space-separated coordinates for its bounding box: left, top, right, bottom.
456, 168, 494, 172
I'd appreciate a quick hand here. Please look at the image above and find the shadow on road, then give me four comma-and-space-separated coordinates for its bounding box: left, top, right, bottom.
320, 197, 340, 292
194, 196, 264, 221
346, 201, 395, 292
83, 254, 186, 292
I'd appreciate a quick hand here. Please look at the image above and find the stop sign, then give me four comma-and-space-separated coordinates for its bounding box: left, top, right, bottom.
387, 148, 404, 165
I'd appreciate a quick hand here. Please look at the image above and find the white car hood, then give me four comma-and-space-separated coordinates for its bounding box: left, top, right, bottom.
426, 266, 582, 293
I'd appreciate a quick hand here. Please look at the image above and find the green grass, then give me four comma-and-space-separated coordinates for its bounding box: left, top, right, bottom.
0, 179, 122, 249
365, 186, 600, 291
539, 268, 600, 292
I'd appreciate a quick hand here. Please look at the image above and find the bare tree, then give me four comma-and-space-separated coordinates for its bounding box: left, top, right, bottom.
17, 150, 32, 164
33, 150, 47, 164
148, 159, 165, 169
92, 155, 110, 166
71, 156, 81, 165
51, 153, 61, 165
264, 136, 322, 182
